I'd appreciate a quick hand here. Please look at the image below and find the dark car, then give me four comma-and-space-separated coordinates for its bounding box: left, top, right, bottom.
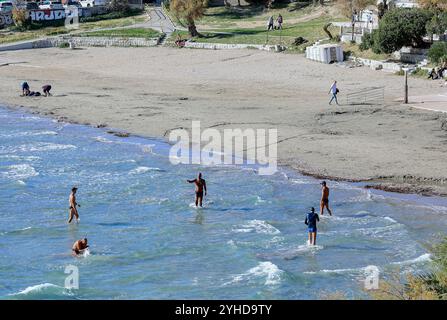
26, 2, 40, 10
16, 2, 39, 10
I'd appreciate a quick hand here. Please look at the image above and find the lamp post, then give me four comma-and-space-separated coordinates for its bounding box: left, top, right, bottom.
403, 67, 409, 104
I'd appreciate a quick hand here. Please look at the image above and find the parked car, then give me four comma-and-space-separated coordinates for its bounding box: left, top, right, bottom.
63, 0, 82, 8
16, 2, 40, 10
79, 0, 93, 7
0, 1, 13, 13
79, 0, 107, 7
39, 1, 64, 10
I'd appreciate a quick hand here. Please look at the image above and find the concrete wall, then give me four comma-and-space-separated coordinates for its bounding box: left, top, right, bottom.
49, 36, 159, 47
184, 41, 283, 52
0, 35, 160, 51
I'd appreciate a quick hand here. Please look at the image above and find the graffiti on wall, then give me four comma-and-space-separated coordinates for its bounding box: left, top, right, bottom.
30, 9, 80, 22
0, 13, 13, 28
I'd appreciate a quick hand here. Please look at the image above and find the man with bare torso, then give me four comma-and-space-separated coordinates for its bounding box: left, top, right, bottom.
320, 181, 333, 216
187, 173, 207, 207
72, 238, 88, 256
68, 187, 80, 223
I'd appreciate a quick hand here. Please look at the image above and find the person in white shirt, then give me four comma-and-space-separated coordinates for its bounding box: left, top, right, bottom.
328, 80, 339, 105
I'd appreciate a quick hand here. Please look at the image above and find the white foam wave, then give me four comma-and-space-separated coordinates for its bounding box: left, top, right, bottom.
8, 283, 70, 297
1, 142, 76, 153
384, 216, 397, 223
224, 262, 283, 286
233, 220, 280, 235
304, 266, 368, 275
1, 164, 39, 180
0, 131, 57, 138
0, 155, 40, 162
129, 166, 162, 175
391, 253, 432, 266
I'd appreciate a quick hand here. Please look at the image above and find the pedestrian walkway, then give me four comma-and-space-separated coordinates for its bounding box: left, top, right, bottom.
406, 94, 447, 113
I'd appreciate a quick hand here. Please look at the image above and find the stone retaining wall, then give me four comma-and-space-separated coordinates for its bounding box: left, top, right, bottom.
0, 36, 160, 51
48, 36, 159, 48
353, 57, 403, 72
184, 41, 284, 52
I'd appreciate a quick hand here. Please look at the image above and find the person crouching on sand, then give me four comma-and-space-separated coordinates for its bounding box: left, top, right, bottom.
305, 207, 319, 245
187, 173, 207, 207
21, 81, 30, 96
72, 238, 88, 256
42, 85, 52, 97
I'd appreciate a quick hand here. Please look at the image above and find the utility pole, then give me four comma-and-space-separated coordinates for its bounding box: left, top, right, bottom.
404, 68, 408, 104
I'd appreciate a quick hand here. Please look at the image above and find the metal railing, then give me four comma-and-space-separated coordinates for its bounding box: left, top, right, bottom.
346, 87, 385, 105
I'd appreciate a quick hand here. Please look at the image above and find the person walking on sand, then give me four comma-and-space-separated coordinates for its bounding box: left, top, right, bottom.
68, 187, 80, 223
42, 84, 52, 97
328, 80, 339, 105
267, 16, 274, 31
305, 207, 319, 245
187, 173, 207, 207
320, 181, 333, 216
276, 14, 283, 30
72, 238, 88, 256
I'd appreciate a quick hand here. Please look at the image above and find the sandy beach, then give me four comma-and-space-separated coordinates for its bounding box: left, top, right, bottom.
1, 46, 447, 195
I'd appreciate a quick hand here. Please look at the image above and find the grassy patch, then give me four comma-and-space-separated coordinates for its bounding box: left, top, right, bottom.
0, 13, 147, 45
342, 42, 391, 61
197, 3, 322, 28
79, 28, 160, 39
175, 16, 340, 47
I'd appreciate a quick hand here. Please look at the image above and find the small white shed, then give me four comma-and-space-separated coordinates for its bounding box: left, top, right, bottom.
305, 44, 344, 64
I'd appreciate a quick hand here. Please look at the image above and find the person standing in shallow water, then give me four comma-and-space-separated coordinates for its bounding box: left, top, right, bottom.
187, 173, 207, 207
68, 187, 80, 223
305, 207, 319, 245
320, 181, 333, 216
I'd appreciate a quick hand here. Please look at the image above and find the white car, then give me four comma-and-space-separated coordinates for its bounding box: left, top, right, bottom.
0, 2, 13, 13
39, 1, 64, 9
79, 0, 107, 7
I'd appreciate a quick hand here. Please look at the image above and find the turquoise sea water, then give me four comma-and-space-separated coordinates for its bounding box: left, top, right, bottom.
0, 106, 446, 299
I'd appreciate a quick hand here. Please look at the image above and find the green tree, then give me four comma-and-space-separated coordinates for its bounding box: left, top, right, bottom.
426, 11, 447, 41
418, 0, 447, 10
170, 0, 208, 37
108, 0, 130, 13
372, 8, 432, 54
428, 41, 447, 64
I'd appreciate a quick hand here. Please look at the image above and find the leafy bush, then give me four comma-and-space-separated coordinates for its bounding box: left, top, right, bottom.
372, 8, 432, 54
108, 0, 130, 13
359, 30, 376, 51
79, 9, 141, 23
370, 237, 447, 300
428, 41, 447, 64
426, 11, 447, 39
12, 8, 29, 30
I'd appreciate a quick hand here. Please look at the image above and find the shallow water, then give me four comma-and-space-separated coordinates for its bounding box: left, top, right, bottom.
0, 107, 446, 299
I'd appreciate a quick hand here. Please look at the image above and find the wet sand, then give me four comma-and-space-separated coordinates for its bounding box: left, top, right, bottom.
1, 46, 447, 195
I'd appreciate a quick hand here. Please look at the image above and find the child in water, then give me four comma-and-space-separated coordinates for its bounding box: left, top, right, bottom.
305, 207, 319, 245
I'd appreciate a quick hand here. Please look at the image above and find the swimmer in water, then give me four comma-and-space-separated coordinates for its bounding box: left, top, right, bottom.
320, 181, 333, 216
72, 238, 88, 255
305, 207, 319, 245
68, 187, 80, 223
187, 173, 207, 207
